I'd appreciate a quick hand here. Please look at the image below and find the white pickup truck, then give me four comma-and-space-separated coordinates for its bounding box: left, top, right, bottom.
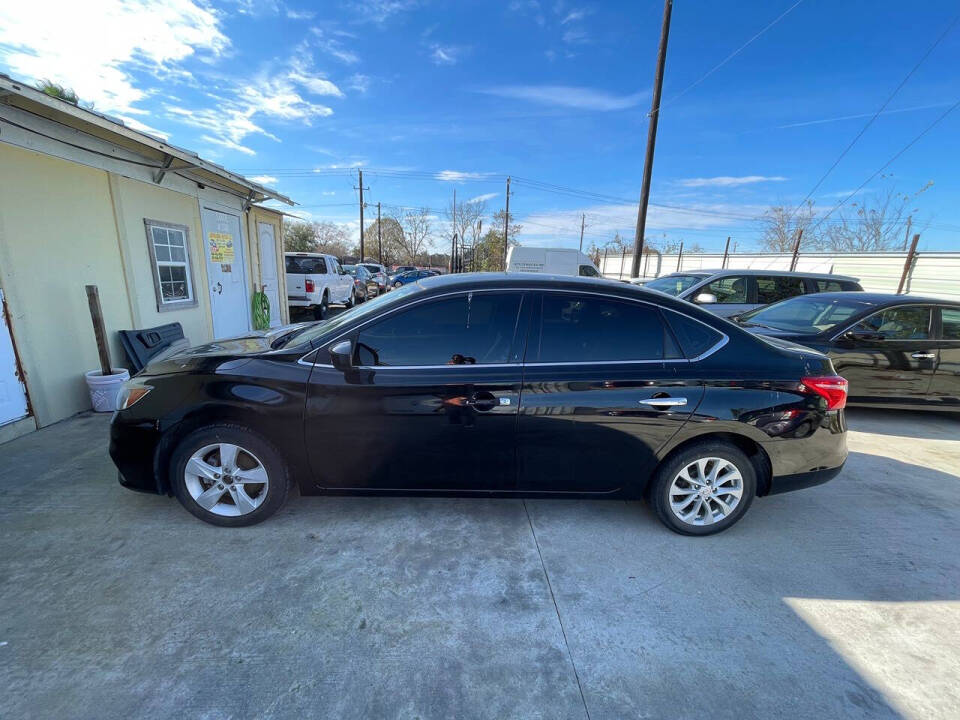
285, 252, 356, 319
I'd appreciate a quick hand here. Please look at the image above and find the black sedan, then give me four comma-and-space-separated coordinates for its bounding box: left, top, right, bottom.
736, 292, 960, 411
110, 273, 848, 535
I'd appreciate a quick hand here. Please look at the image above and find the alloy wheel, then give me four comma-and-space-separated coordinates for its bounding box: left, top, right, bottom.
184, 443, 269, 517
668, 456, 743, 526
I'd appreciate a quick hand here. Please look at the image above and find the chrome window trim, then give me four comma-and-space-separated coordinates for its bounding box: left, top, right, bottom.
297, 286, 730, 367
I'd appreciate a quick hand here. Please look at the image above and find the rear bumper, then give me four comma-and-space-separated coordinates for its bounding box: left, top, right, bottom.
767, 462, 845, 495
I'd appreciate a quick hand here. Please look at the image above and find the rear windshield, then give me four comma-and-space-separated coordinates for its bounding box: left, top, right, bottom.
286, 256, 326, 274
738, 295, 876, 334
644, 274, 706, 296
361, 264, 381, 273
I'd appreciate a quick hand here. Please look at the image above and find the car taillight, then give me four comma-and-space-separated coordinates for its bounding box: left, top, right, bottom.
304, 278, 315, 293
355, 278, 362, 286
800, 376, 848, 410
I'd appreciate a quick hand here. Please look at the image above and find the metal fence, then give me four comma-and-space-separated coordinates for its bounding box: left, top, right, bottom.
600, 251, 960, 302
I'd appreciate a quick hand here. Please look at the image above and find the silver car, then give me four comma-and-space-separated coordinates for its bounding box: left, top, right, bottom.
639, 269, 862, 317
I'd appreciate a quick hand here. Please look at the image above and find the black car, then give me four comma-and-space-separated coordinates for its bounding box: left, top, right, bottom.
110, 273, 849, 536
736, 292, 960, 411
342, 264, 378, 301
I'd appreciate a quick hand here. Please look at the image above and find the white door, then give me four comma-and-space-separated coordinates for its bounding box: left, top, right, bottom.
0, 289, 29, 426
201, 206, 250, 338
257, 222, 282, 328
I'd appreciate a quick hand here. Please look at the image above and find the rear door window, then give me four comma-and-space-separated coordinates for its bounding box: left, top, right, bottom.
756, 276, 806, 304
354, 293, 523, 366
853, 306, 932, 340
533, 294, 668, 362
813, 279, 845, 293
663, 310, 724, 358
705, 276, 748, 303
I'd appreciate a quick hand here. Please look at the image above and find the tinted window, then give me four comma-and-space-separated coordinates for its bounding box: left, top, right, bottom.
578, 265, 600, 277
705, 276, 747, 303
535, 294, 667, 362
361, 264, 381, 274
815, 279, 845, 292
740, 296, 872, 334
942, 308, 960, 340
355, 293, 522, 366
756, 276, 805, 304
663, 310, 724, 358
644, 274, 705, 296
285, 256, 326, 274
854, 306, 931, 340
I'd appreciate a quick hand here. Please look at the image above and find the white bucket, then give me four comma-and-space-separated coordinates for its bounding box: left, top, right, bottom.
85, 368, 130, 412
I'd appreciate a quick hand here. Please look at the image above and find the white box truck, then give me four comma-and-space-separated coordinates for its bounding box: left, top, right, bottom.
506, 246, 602, 277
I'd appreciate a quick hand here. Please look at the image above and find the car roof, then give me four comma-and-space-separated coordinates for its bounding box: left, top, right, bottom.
661, 269, 860, 281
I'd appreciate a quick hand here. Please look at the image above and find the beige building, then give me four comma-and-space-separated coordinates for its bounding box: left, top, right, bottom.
0, 75, 294, 442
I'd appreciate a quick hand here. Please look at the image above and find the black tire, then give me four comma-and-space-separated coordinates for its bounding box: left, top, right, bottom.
394, 281, 402, 289
649, 441, 757, 536
313, 293, 328, 320
170, 424, 290, 527
344, 288, 355, 308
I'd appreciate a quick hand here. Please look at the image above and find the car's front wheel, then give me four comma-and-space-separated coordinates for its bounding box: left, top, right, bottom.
394, 281, 402, 289
649, 441, 757, 536
170, 425, 289, 527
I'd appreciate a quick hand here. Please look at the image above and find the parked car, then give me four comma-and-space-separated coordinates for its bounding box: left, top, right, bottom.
643, 269, 863, 317
506, 246, 602, 277
361, 263, 389, 292
390, 269, 435, 288
285, 252, 356, 319
110, 273, 848, 536
393, 265, 417, 274
343, 264, 378, 301
736, 292, 960, 410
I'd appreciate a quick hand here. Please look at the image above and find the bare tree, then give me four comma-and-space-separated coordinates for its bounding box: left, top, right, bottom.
760, 200, 821, 252
312, 221, 354, 257
399, 208, 434, 264
823, 180, 932, 251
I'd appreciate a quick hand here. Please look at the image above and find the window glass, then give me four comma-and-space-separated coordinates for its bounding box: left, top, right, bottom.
285, 256, 326, 274
663, 310, 724, 358
644, 274, 705, 296
354, 293, 522, 366
148, 223, 193, 306
739, 296, 871, 333
705, 276, 747, 304
536, 294, 666, 362
756, 276, 805, 304
942, 308, 960, 340
854, 306, 931, 340
578, 265, 600, 277
815, 279, 845, 292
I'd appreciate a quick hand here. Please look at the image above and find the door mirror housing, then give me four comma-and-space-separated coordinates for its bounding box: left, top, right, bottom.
329, 340, 354, 371
694, 292, 717, 305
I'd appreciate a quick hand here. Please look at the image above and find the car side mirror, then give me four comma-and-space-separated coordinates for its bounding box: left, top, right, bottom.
329, 340, 354, 371
694, 292, 717, 305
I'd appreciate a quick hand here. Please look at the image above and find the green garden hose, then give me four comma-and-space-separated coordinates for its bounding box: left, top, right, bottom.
252, 286, 271, 330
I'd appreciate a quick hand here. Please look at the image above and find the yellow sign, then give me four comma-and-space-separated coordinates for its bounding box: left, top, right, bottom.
208, 232, 235, 263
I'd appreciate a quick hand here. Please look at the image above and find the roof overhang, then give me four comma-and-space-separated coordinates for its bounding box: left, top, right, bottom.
0, 74, 294, 206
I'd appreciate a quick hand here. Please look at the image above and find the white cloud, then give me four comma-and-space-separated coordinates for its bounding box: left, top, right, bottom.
436, 170, 492, 182
349, 74, 372, 94
678, 176, 788, 188
309, 28, 360, 64
468, 193, 498, 204
247, 175, 278, 185
560, 8, 589, 24
430, 44, 468, 66
353, 0, 420, 24
477, 85, 646, 111
116, 115, 169, 140
0, 0, 228, 115
200, 134, 256, 156
562, 28, 589, 44
285, 7, 315, 20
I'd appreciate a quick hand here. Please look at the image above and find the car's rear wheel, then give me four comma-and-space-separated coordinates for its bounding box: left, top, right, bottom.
313, 294, 328, 320
394, 281, 402, 289
345, 288, 355, 308
170, 425, 289, 527
650, 441, 756, 536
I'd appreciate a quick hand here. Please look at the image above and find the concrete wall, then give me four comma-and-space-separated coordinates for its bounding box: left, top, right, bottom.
0, 143, 133, 426
601, 251, 960, 303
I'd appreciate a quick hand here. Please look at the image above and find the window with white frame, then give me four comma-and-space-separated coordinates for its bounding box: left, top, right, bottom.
145, 220, 197, 310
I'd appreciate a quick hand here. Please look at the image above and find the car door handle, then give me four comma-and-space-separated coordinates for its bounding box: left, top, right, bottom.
911, 352, 936, 359
639, 397, 687, 407
464, 392, 498, 411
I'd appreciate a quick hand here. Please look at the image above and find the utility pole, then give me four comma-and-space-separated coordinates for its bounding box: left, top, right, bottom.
902, 215, 913, 251
676, 241, 683, 271
502, 177, 511, 270
579, 213, 586, 253
450, 189, 457, 273
450, 234, 458, 274
721, 236, 731, 269
377, 202, 383, 264
354, 169, 369, 261
897, 234, 920, 294
631, 0, 673, 279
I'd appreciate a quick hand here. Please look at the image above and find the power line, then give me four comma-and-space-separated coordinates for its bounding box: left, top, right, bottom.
660, 0, 805, 109
792, 12, 959, 213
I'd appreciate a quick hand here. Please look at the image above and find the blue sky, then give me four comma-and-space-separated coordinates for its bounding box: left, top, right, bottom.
1, 0, 958, 252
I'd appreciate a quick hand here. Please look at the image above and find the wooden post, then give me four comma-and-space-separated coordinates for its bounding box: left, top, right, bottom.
620, 248, 627, 279
721, 236, 731, 269
676, 241, 683, 271
85, 285, 112, 376
789, 229, 803, 271
897, 234, 920, 294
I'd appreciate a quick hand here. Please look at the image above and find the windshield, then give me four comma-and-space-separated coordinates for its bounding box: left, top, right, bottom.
278, 281, 424, 349
361, 264, 381, 273
738, 295, 875, 334
343, 265, 357, 275
644, 274, 706, 296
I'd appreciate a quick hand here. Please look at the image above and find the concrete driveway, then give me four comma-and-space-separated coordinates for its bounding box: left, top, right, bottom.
1, 409, 958, 719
